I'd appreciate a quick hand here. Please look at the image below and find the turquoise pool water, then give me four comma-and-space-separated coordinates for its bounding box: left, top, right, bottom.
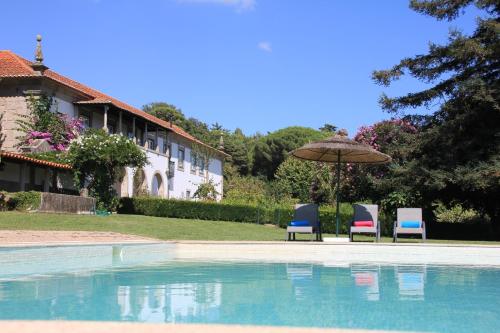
0, 244, 499, 332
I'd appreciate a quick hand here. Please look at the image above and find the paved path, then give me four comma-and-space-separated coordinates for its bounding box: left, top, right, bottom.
0, 230, 156, 246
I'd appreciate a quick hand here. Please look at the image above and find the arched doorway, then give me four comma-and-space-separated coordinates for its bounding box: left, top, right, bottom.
133, 168, 148, 196
151, 172, 164, 197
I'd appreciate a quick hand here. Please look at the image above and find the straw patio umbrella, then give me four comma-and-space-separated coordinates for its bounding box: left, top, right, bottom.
291, 134, 391, 238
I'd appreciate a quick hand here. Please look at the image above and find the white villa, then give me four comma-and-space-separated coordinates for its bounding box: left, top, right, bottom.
0, 37, 226, 200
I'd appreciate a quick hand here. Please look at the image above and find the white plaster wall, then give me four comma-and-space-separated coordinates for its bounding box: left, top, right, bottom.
53, 96, 76, 118
121, 134, 224, 201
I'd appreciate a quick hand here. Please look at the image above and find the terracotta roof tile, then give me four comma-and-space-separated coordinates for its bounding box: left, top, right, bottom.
1, 151, 72, 170
0, 50, 228, 157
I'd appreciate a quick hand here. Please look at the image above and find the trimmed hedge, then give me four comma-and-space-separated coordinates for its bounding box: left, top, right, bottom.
118, 197, 354, 234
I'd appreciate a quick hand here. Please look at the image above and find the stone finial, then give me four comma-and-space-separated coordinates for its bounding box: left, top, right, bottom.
35, 34, 44, 64
32, 34, 48, 74
218, 134, 224, 150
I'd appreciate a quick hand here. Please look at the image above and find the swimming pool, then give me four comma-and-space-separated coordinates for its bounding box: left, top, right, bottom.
0, 244, 498, 332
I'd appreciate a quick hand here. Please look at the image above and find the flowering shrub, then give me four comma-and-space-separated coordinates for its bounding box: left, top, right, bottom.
68, 129, 148, 210
17, 94, 83, 151
340, 118, 419, 204
354, 119, 417, 152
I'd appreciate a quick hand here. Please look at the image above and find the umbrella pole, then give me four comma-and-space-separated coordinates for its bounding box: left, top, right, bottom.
335, 150, 340, 237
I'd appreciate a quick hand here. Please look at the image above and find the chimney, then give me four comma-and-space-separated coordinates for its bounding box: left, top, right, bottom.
31, 34, 48, 75
218, 134, 224, 151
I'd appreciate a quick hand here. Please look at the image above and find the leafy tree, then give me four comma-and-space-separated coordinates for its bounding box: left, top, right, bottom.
319, 123, 338, 133
274, 157, 333, 204
373, 0, 500, 221
143, 102, 186, 126
252, 126, 328, 179
68, 129, 148, 210
193, 179, 220, 201
224, 128, 251, 175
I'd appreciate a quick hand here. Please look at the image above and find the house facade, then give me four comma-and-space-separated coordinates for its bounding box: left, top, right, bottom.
0, 38, 226, 200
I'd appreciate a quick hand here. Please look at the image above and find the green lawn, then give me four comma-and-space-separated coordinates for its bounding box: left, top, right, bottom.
0, 211, 499, 244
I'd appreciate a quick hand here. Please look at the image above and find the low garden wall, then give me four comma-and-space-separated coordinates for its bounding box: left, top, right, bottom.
0, 191, 95, 214
39, 192, 96, 214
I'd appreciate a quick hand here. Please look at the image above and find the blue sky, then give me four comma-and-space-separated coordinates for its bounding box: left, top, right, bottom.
1, 0, 480, 136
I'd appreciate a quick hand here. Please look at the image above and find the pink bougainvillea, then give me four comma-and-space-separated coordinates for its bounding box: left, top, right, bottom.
23, 115, 84, 151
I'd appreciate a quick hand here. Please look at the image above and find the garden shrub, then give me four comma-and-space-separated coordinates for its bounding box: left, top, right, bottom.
6, 191, 41, 211
433, 202, 482, 224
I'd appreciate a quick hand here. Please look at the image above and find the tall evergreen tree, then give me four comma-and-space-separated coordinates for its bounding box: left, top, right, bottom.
373, 0, 500, 221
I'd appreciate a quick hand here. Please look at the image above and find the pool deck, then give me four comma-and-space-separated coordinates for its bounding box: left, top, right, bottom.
0, 230, 157, 246
0, 321, 409, 333
1, 230, 500, 266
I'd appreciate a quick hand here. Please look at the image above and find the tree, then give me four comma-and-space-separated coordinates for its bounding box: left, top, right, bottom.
224, 128, 251, 175
252, 126, 328, 179
68, 129, 148, 210
319, 123, 338, 133
373, 0, 500, 221
274, 157, 333, 204
143, 102, 186, 126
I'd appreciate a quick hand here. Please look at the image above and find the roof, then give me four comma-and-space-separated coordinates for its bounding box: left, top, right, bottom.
0, 50, 228, 157
1, 151, 72, 170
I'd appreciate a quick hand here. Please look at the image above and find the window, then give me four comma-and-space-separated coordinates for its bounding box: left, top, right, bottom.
191, 153, 198, 174
168, 160, 175, 178
178, 146, 185, 170
186, 190, 191, 200
199, 156, 205, 176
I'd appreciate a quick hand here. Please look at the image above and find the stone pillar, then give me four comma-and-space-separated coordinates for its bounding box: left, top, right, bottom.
132, 117, 136, 143
19, 162, 27, 191
144, 122, 149, 149
155, 128, 159, 152
118, 111, 123, 135
103, 105, 109, 133
43, 168, 50, 192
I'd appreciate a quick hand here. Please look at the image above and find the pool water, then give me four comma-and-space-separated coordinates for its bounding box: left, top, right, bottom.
0, 244, 499, 332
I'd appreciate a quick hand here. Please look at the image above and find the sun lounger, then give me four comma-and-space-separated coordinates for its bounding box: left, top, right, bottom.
350, 204, 380, 242
286, 203, 322, 241
393, 208, 426, 242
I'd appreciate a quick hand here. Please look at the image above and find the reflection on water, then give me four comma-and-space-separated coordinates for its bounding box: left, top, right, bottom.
351, 264, 380, 301
0, 245, 499, 333
396, 266, 426, 301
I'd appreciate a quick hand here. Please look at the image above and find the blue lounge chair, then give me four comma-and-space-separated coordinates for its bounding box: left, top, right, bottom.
286, 204, 322, 241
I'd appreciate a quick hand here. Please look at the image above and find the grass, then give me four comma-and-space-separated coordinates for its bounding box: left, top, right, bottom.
0, 211, 499, 244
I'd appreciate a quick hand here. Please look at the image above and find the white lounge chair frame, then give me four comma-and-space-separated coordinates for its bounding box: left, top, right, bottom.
393, 208, 426, 242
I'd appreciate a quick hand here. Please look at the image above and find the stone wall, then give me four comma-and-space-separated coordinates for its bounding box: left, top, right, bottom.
0, 95, 30, 152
